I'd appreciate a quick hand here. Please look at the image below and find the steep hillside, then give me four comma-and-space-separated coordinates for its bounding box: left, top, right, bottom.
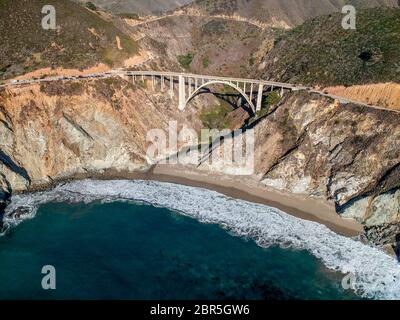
260, 8, 400, 88
0, 0, 139, 80
181, 0, 398, 27
126, 15, 274, 77
75, 0, 193, 15
119, 0, 399, 81
324, 83, 400, 110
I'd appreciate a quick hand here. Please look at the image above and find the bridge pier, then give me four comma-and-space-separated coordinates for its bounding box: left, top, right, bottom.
170, 76, 174, 97
256, 84, 264, 112
188, 78, 192, 97
179, 75, 186, 110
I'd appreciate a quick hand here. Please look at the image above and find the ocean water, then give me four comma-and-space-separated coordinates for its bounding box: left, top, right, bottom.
0, 180, 399, 300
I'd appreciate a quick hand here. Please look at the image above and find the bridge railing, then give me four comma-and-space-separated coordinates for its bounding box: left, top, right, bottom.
119, 70, 303, 90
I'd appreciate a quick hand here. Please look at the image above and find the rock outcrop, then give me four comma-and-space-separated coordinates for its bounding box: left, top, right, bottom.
191, 91, 400, 249
0, 77, 210, 192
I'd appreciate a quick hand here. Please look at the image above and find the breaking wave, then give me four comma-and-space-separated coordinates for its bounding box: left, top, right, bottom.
2, 179, 400, 299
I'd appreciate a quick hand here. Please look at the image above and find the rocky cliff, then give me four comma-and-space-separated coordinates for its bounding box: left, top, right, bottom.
181, 91, 400, 250
0, 78, 399, 252
0, 77, 211, 194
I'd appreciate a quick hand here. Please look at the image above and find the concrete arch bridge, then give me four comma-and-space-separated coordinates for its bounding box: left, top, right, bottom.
122, 71, 305, 115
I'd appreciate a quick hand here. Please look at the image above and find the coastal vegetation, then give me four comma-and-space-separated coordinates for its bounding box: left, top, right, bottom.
85, 1, 97, 11
265, 90, 281, 106
199, 101, 233, 130
117, 13, 140, 20
202, 56, 210, 68
0, 0, 139, 79
178, 53, 194, 70
256, 91, 281, 118
262, 8, 400, 86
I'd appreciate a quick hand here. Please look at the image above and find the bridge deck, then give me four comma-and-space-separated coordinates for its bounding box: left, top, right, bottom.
123, 70, 303, 90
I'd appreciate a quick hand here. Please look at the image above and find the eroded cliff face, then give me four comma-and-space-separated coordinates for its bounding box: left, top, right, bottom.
324, 83, 400, 111
260, 95, 400, 248
192, 92, 400, 248
0, 80, 399, 251
0, 77, 209, 194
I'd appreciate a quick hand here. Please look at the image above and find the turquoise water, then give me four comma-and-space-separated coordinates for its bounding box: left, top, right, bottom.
0, 200, 359, 300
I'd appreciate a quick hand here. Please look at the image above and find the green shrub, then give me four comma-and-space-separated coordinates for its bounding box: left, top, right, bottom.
118, 13, 140, 20
85, 2, 97, 11
256, 107, 269, 118
104, 77, 120, 86
266, 91, 281, 106
177, 53, 194, 70
202, 56, 210, 68
137, 80, 147, 89
256, 91, 281, 118
222, 84, 237, 94
0, 65, 9, 73
120, 37, 139, 55
201, 20, 227, 36
199, 102, 233, 130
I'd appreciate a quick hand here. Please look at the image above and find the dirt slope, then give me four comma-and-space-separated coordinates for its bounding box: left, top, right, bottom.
0, 0, 139, 80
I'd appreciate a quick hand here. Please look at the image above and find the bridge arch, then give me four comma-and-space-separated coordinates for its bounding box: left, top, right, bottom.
185, 80, 256, 114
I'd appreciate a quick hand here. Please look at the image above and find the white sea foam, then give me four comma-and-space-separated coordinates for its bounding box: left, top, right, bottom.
2, 179, 400, 299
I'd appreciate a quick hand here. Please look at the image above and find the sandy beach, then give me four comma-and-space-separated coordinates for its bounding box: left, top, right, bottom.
151, 165, 364, 237
16, 164, 364, 238
51, 164, 363, 238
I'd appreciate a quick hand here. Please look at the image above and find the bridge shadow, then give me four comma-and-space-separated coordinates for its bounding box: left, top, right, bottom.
0, 203, 5, 234
0, 150, 31, 184
190, 88, 255, 117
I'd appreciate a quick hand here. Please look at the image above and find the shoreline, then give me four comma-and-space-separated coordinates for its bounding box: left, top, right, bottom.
0, 164, 364, 237
17, 165, 364, 238
149, 165, 364, 238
